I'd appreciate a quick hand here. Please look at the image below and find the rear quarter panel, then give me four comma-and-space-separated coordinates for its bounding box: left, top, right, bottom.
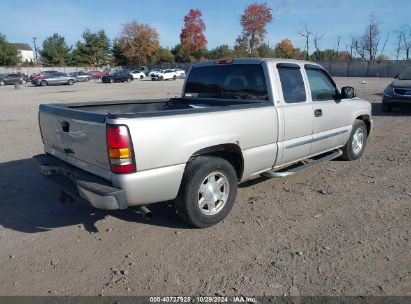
108, 105, 279, 181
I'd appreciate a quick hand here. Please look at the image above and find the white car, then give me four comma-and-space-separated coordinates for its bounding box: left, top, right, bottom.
148, 69, 161, 77
172, 69, 186, 78
130, 71, 146, 79
151, 69, 178, 81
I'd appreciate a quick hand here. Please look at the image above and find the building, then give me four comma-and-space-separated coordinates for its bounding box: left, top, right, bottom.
10, 43, 35, 63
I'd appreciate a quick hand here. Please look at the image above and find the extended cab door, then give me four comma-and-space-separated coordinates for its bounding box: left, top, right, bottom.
274, 63, 313, 166
304, 65, 352, 155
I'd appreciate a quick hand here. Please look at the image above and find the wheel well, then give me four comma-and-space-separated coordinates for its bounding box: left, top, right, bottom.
191, 144, 244, 181
356, 115, 371, 135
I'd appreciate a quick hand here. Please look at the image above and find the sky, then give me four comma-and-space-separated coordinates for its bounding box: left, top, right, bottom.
0, 0, 410, 59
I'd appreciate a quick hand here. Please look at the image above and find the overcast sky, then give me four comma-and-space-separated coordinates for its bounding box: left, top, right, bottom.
0, 0, 409, 58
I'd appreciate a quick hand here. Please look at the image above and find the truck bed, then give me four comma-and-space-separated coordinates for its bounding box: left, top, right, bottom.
40, 98, 265, 121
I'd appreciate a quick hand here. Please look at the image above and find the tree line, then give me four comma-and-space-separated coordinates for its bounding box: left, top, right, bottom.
1, 2, 410, 67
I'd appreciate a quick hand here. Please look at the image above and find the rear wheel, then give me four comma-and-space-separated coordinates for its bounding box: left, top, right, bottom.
40, 80, 47, 86
173, 75, 177, 80
0, 80, 4, 86
127, 78, 131, 83
110, 78, 114, 83
140, 75, 144, 79
174, 156, 238, 228
68, 79, 74, 85
341, 120, 368, 161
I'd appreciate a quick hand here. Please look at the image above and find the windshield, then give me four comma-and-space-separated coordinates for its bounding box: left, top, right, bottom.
399, 68, 411, 80
184, 64, 268, 101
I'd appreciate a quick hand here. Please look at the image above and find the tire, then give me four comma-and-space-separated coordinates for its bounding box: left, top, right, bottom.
341, 120, 368, 161
382, 104, 392, 112
40, 80, 47, 86
110, 79, 114, 83
174, 156, 238, 228
173, 75, 177, 80
127, 78, 131, 83
140, 75, 144, 79
0, 80, 4, 86
68, 79, 74, 85
21, 80, 26, 85
159, 76, 163, 81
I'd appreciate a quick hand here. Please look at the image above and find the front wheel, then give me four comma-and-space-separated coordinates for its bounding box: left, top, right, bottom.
173, 75, 177, 80
341, 120, 368, 161
40, 80, 47, 86
0, 80, 5, 86
174, 156, 238, 228
68, 79, 74, 85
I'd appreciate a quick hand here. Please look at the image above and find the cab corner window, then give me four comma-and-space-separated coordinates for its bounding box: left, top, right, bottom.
306, 68, 338, 101
278, 67, 306, 103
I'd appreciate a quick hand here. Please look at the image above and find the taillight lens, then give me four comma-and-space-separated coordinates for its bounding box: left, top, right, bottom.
216, 59, 234, 65
106, 125, 136, 174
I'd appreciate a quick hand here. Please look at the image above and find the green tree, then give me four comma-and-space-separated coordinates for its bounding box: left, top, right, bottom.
0, 34, 20, 66
256, 43, 275, 57
156, 47, 175, 64
39, 33, 71, 66
72, 29, 110, 66
208, 45, 233, 60
111, 40, 128, 66
171, 44, 191, 63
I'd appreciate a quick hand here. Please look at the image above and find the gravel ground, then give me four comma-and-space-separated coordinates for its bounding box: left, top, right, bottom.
0, 77, 409, 296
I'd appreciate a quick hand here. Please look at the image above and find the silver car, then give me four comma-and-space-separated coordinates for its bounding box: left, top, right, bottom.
32, 72, 76, 86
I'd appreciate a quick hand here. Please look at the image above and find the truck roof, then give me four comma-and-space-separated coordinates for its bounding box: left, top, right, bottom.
192, 58, 323, 69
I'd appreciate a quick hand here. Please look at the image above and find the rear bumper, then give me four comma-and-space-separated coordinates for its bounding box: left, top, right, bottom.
382, 95, 411, 107
34, 154, 127, 210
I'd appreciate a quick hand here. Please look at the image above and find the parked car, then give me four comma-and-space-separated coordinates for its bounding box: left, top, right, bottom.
31, 72, 76, 86
130, 70, 146, 79
35, 58, 372, 228
136, 66, 149, 76
0, 73, 26, 85
30, 70, 58, 81
151, 69, 178, 81
102, 71, 133, 83
69, 71, 91, 82
172, 69, 186, 78
382, 67, 411, 112
88, 70, 106, 80
148, 69, 161, 77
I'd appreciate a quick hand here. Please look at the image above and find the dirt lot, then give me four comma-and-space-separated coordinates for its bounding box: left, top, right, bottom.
0, 77, 409, 296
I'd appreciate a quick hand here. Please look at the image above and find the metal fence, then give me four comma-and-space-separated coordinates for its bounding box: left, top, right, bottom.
1, 61, 410, 78
316, 60, 411, 78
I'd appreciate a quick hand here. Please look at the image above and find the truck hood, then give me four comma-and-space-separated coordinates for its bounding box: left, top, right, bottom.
392, 79, 411, 88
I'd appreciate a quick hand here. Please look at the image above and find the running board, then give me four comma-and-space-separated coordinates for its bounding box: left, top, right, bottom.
261, 149, 343, 178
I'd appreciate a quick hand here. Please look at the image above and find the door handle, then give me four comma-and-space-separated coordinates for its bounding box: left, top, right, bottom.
314, 109, 323, 117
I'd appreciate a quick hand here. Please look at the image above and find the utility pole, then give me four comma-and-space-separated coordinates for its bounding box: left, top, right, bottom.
32, 37, 38, 65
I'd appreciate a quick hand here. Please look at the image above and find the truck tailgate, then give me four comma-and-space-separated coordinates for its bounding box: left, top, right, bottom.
39, 110, 110, 174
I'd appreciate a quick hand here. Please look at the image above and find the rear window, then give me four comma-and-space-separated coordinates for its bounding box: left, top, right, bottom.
184, 64, 268, 101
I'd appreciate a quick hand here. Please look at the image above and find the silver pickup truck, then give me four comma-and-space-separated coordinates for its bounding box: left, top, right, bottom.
35, 58, 372, 228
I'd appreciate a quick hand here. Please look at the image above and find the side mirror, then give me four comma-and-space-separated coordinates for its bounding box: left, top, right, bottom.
340, 86, 356, 99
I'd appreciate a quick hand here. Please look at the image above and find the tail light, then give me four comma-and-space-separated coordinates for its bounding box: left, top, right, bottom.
216, 59, 234, 65
106, 125, 136, 174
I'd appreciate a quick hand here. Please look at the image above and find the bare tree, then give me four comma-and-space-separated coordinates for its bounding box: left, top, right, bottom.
298, 23, 312, 60
335, 36, 341, 60
353, 14, 381, 61
394, 29, 402, 60
313, 33, 324, 60
399, 25, 411, 60
379, 33, 389, 60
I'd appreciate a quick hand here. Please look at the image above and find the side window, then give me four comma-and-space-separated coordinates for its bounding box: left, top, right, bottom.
306, 68, 338, 101
277, 67, 306, 103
